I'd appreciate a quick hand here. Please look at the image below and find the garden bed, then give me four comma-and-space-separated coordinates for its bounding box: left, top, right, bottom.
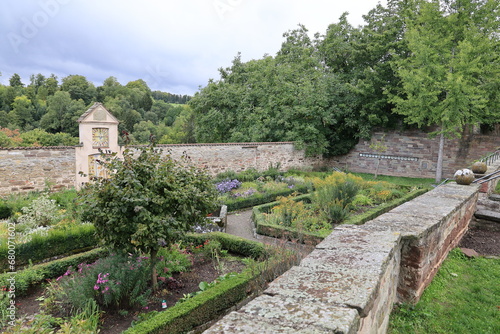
252, 187, 429, 245
1, 233, 299, 334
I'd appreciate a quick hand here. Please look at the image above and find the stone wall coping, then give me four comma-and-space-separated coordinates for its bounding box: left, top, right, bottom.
129, 141, 296, 148
0, 146, 76, 151
0, 142, 296, 151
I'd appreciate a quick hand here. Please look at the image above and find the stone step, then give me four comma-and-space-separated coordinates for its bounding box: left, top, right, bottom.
474, 209, 500, 223
489, 193, 500, 202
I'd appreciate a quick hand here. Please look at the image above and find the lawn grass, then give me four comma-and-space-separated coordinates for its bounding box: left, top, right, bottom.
351, 172, 436, 188
388, 248, 500, 334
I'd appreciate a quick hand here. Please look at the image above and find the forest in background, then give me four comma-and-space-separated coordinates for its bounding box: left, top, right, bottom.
1, 0, 498, 155
0, 73, 193, 147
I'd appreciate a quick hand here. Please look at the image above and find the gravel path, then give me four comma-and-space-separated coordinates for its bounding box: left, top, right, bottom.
225, 209, 315, 256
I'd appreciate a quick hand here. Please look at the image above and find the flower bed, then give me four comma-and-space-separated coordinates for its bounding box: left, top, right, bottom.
252, 172, 430, 245
216, 175, 312, 212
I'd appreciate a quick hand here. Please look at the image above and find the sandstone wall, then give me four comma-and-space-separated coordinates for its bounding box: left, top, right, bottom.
328, 131, 499, 179
1, 142, 322, 197
206, 183, 481, 334
1, 130, 498, 196
153, 142, 323, 176
0, 147, 76, 197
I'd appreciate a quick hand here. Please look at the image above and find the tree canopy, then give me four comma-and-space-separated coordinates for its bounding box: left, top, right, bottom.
389, 0, 499, 181
1, 0, 497, 160
78, 146, 219, 288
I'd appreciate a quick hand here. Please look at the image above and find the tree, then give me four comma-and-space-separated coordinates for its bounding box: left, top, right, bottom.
41, 91, 85, 136
9, 73, 24, 87
78, 146, 219, 289
61, 75, 96, 104
10, 95, 35, 130
390, 0, 499, 182
19, 128, 78, 146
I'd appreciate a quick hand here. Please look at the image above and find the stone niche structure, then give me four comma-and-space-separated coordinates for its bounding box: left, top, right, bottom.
75, 103, 120, 188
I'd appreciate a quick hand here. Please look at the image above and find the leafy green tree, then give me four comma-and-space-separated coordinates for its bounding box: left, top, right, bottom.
97, 76, 125, 101
61, 75, 96, 105
45, 74, 59, 96
78, 146, 218, 289
126, 79, 153, 112
40, 91, 85, 136
390, 0, 499, 182
29, 73, 46, 95
0, 111, 9, 128
9, 73, 24, 87
10, 95, 35, 130
20, 128, 78, 146
159, 105, 196, 144
191, 25, 371, 156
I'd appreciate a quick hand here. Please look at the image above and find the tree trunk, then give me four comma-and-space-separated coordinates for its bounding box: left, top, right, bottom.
435, 131, 445, 183
374, 158, 381, 179
150, 249, 158, 292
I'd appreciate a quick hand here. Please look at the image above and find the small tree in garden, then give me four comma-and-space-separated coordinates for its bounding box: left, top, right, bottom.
78, 145, 219, 290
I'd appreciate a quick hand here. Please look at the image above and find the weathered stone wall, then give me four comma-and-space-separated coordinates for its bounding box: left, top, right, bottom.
0, 147, 76, 197
1, 142, 322, 197
206, 183, 480, 333
1, 129, 498, 196
153, 142, 324, 176
328, 130, 500, 179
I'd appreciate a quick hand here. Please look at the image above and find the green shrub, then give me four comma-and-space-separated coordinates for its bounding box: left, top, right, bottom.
45, 253, 151, 314
182, 232, 268, 260
14, 193, 63, 235
0, 248, 109, 297
0, 201, 11, 219
0, 223, 98, 271
223, 184, 310, 211
311, 181, 359, 224
156, 243, 193, 276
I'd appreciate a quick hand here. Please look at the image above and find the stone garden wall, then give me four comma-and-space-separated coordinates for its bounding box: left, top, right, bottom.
329, 130, 499, 179
1, 129, 498, 197
206, 182, 481, 334
1, 142, 322, 197
0, 147, 76, 197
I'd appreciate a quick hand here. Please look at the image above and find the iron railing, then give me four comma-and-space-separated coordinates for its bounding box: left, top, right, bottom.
479, 150, 500, 166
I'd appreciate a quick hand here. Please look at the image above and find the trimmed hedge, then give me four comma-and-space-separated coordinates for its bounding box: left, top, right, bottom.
0, 223, 98, 271
124, 269, 254, 334
182, 232, 267, 260
223, 184, 310, 212
252, 188, 429, 244
0, 248, 108, 296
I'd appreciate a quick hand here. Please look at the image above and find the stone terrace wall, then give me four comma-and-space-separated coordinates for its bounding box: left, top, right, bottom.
0, 147, 76, 197
328, 130, 499, 179
206, 183, 480, 334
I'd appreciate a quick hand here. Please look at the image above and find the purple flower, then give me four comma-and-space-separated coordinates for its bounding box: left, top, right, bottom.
216, 179, 241, 193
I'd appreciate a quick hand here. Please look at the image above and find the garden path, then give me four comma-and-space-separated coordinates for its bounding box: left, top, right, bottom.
225, 209, 315, 256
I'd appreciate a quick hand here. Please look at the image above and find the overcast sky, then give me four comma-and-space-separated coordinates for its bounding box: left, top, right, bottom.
1, 0, 386, 96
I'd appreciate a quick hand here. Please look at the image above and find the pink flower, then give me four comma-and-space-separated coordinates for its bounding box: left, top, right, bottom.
94, 285, 99, 290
